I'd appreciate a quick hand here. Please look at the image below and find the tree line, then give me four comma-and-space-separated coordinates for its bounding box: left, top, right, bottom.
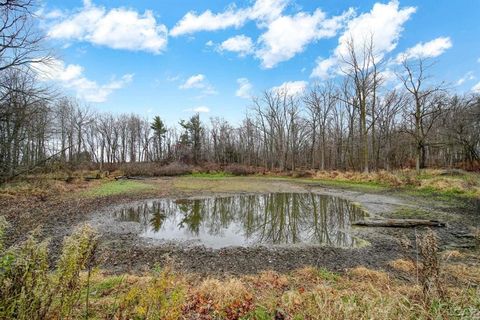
1, 0, 479, 180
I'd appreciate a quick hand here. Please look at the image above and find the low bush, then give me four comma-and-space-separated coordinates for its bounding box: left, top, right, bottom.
0, 218, 98, 319
224, 164, 264, 176
121, 162, 194, 177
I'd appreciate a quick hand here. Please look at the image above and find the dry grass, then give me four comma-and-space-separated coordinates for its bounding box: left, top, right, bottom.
313, 170, 403, 186
312, 169, 480, 197
442, 250, 464, 260
0, 178, 93, 200
78, 262, 480, 320
444, 264, 480, 285
389, 258, 417, 273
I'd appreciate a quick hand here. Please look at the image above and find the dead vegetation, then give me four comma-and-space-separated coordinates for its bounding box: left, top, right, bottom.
312, 169, 480, 197
1, 217, 478, 319
78, 262, 480, 319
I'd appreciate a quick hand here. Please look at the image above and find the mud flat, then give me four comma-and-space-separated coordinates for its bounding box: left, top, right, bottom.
3, 177, 479, 275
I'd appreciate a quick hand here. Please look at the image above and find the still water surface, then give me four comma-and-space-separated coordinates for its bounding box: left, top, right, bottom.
112, 193, 366, 248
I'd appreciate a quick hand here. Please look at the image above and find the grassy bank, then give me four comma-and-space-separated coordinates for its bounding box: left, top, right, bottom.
82, 261, 480, 320
1, 219, 479, 319
1, 169, 479, 201
2, 223, 479, 320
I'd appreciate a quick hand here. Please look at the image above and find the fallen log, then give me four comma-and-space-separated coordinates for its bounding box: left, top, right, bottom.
114, 175, 145, 180
353, 218, 446, 228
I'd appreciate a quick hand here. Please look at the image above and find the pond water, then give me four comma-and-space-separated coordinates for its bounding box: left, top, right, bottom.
112, 193, 367, 248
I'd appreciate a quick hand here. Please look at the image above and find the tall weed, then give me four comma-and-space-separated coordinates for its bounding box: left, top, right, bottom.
0, 220, 98, 319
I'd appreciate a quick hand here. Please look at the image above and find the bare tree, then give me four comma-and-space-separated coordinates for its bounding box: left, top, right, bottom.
397, 57, 445, 171
304, 82, 336, 170
0, 0, 51, 72
339, 35, 382, 172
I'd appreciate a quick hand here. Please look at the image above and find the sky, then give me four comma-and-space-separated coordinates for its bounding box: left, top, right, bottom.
36, 0, 480, 125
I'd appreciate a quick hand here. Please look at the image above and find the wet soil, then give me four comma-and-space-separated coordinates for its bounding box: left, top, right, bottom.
2, 177, 478, 276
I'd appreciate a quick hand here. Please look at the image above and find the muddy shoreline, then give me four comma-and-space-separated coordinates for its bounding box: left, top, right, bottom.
3, 177, 478, 275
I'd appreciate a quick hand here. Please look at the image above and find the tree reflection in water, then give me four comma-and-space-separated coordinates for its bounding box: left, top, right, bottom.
113, 193, 366, 248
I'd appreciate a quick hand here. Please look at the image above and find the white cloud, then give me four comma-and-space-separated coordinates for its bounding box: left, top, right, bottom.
311, 57, 337, 79
472, 82, 480, 93
396, 37, 452, 62
379, 68, 397, 85
170, 0, 288, 36
179, 74, 217, 95
256, 9, 353, 68
170, 6, 250, 37
249, 0, 289, 23
271, 80, 308, 96
46, 1, 168, 53
180, 74, 206, 89
236, 78, 253, 99
205, 40, 214, 46
171, 0, 352, 68
220, 35, 253, 56
35, 58, 133, 103
456, 71, 475, 86
193, 106, 210, 113
185, 106, 210, 113
311, 1, 416, 78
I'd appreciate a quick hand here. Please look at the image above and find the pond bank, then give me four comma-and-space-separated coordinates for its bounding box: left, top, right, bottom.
2, 176, 478, 275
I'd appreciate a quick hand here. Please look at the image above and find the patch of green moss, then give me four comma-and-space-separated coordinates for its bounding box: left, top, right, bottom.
404, 186, 477, 204
316, 267, 341, 282
387, 207, 435, 219
187, 172, 234, 178
83, 180, 154, 197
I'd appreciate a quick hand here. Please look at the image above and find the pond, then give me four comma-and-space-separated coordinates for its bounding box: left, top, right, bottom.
112, 193, 367, 248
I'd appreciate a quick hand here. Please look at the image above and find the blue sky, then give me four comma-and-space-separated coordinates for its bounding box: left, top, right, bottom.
37, 0, 480, 125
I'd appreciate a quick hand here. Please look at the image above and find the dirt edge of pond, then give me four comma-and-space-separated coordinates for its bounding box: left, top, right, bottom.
3, 177, 478, 276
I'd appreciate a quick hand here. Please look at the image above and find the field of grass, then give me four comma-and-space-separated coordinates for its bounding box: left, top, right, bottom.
81, 180, 155, 197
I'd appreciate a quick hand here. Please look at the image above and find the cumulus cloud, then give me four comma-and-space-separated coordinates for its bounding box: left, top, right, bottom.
172, 0, 350, 68
219, 35, 253, 56
46, 1, 168, 53
170, 0, 288, 36
311, 1, 416, 79
170, 6, 249, 37
257, 9, 353, 68
271, 81, 308, 96
180, 74, 206, 89
35, 58, 133, 103
311, 57, 337, 79
396, 37, 452, 62
179, 74, 217, 95
236, 78, 253, 99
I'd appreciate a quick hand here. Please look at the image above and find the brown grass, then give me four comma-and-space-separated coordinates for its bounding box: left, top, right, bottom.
389, 259, 417, 273
0, 177, 93, 200
79, 262, 480, 319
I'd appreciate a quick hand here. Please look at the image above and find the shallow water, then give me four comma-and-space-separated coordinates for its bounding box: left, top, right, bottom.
112, 193, 366, 248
